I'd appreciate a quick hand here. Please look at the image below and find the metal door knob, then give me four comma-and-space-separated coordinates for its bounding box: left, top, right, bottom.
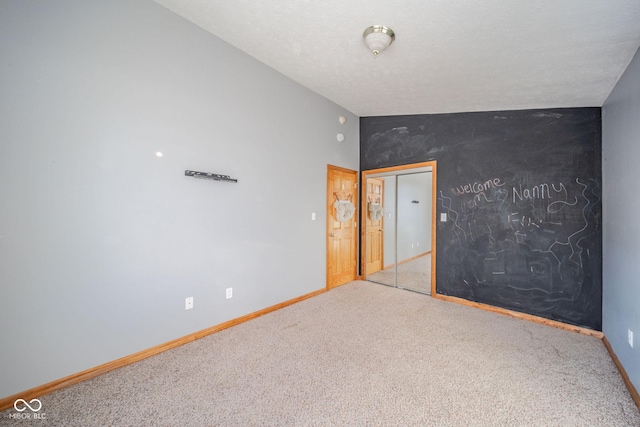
329, 233, 335, 237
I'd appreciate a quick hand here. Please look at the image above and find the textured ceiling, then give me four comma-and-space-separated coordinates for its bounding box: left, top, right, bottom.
153, 0, 640, 116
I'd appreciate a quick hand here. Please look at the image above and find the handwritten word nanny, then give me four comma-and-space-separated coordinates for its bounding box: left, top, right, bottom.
512, 182, 567, 203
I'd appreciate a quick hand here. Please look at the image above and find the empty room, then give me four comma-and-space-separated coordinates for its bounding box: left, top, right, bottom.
1, 1, 639, 425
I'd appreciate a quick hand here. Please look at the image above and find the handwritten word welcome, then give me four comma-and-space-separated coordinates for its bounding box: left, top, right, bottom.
451, 178, 505, 197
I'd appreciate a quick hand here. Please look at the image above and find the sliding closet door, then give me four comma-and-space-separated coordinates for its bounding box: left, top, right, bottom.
396, 172, 432, 294
364, 176, 395, 286
362, 162, 435, 295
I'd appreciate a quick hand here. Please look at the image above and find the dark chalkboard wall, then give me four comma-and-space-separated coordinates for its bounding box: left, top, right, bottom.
361, 108, 602, 330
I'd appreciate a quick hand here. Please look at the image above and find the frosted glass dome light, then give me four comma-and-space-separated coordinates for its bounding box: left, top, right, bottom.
363, 26, 395, 56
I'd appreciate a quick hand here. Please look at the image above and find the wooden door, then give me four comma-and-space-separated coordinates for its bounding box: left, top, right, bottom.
327, 165, 358, 289
365, 178, 384, 274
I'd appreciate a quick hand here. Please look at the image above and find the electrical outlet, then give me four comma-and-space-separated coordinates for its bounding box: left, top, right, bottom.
440, 213, 447, 222
629, 329, 634, 348
226, 288, 233, 299
185, 297, 193, 310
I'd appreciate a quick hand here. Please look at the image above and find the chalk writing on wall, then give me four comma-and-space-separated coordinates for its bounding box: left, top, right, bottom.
360, 107, 602, 330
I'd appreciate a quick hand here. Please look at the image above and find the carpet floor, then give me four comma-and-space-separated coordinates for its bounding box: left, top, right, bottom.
1, 281, 638, 426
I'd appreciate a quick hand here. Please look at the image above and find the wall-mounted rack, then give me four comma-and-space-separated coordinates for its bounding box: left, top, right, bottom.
185, 170, 238, 183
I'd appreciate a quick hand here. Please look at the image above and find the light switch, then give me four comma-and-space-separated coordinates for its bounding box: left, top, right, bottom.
440, 213, 447, 222
311, 212, 316, 221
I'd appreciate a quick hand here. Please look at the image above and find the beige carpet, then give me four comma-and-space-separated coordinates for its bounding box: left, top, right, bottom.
1, 281, 638, 426
367, 254, 431, 294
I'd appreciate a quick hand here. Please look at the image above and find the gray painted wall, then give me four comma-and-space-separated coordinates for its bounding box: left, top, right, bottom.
380, 172, 432, 269
602, 47, 640, 392
397, 172, 432, 262
0, 0, 358, 399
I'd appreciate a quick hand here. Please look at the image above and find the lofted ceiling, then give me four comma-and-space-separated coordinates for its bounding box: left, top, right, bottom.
153, 0, 640, 117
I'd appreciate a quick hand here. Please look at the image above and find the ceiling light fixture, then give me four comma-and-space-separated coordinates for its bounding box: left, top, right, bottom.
363, 25, 395, 56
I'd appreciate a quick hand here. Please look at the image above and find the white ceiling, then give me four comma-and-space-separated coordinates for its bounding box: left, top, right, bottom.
153, 0, 640, 117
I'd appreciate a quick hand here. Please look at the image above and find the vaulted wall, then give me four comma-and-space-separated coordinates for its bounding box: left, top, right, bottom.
0, 0, 358, 399
603, 45, 640, 394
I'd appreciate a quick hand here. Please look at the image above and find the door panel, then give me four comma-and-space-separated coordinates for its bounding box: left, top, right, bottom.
327, 165, 358, 289
396, 172, 432, 294
365, 178, 384, 274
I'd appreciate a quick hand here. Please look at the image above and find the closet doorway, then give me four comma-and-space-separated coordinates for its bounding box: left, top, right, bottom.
361, 162, 437, 295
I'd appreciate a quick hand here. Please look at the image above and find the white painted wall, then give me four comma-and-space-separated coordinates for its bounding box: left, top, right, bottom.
0, 0, 358, 399
602, 46, 640, 392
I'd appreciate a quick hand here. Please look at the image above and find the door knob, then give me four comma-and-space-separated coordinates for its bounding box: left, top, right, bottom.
329, 233, 335, 237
